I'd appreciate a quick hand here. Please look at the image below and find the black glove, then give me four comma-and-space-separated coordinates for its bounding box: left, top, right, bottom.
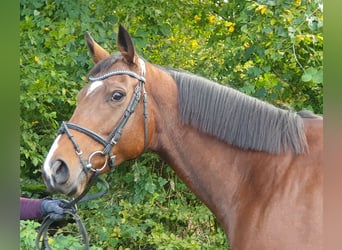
41, 198, 67, 220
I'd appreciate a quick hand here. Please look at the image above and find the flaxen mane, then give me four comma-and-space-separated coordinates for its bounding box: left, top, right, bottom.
168, 69, 308, 154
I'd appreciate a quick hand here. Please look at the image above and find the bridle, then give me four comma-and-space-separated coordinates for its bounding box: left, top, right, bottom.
36, 58, 148, 250
57, 58, 148, 175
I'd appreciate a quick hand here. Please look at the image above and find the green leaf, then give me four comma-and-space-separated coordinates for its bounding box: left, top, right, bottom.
302, 67, 322, 83
145, 181, 156, 194
301, 72, 312, 82
312, 69, 323, 83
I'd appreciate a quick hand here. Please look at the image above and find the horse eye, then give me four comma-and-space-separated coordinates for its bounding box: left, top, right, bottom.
111, 91, 125, 102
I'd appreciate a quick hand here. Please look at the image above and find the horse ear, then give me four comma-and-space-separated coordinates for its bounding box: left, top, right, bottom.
85, 32, 110, 64
117, 24, 136, 64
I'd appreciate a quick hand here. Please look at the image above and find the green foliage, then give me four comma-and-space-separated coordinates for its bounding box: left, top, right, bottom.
20, 156, 228, 249
20, 0, 322, 248
20, 220, 102, 249
81, 155, 228, 248
20, 220, 40, 249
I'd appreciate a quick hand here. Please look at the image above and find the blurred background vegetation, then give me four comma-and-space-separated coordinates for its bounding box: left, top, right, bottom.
20, 0, 322, 249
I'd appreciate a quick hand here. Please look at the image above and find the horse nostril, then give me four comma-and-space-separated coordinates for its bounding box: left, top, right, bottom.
52, 159, 70, 184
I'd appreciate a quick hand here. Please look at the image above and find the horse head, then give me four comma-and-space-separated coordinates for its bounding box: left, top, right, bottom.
42, 25, 150, 196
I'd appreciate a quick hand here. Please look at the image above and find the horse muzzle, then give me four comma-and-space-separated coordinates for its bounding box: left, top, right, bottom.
42, 158, 85, 196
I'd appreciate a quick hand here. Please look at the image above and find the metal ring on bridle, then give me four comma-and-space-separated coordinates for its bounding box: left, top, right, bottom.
88, 151, 108, 172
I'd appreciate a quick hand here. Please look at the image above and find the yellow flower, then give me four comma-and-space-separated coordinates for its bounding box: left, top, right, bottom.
225, 21, 234, 27
225, 22, 236, 33
256, 4, 267, 15
208, 15, 215, 25
34, 56, 39, 63
190, 40, 199, 49
194, 15, 201, 22
317, 35, 323, 41
260, 6, 267, 15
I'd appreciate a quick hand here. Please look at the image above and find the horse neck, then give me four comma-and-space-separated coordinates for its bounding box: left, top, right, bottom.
146, 66, 286, 236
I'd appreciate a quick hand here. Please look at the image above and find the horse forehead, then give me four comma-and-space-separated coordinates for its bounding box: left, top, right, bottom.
86, 80, 104, 96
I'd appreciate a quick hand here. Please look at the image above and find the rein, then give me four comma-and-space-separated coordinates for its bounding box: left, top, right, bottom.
36, 58, 148, 249
35, 172, 109, 250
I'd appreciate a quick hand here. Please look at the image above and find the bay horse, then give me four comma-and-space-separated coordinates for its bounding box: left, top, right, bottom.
42, 25, 323, 249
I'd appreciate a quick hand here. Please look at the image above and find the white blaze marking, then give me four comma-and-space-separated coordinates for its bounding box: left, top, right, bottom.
87, 80, 103, 96
43, 135, 61, 182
